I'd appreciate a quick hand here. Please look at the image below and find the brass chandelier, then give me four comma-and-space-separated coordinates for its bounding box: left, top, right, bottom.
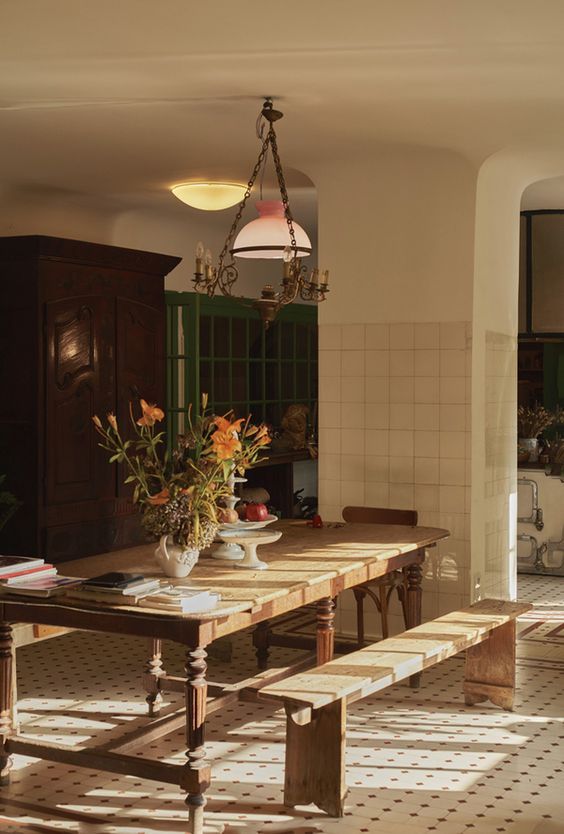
193, 99, 329, 327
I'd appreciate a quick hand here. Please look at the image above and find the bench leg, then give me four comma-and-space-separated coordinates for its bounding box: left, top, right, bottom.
284, 698, 346, 817
463, 620, 516, 711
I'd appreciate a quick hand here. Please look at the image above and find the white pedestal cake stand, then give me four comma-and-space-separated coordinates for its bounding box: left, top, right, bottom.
217, 529, 282, 570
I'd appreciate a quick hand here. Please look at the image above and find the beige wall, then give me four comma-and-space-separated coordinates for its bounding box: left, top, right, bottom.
310, 147, 477, 639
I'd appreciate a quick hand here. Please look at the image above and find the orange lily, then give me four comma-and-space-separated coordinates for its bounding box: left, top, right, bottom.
214, 415, 245, 435
107, 412, 118, 432
137, 399, 165, 427
211, 429, 242, 461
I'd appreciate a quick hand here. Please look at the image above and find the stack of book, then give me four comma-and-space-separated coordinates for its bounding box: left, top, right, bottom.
138, 586, 221, 614
0, 556, 83, 597
64, 572, 163, 605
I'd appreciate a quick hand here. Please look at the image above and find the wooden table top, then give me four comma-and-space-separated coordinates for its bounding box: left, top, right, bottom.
43, 520, 448, 622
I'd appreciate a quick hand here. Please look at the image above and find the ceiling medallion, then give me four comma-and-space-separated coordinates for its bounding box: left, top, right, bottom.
193, 98, 329, 327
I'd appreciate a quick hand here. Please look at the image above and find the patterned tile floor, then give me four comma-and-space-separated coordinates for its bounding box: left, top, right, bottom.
1, 576, 563, 834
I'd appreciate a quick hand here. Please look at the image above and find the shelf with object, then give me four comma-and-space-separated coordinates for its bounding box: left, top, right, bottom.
165, 291, 318, 517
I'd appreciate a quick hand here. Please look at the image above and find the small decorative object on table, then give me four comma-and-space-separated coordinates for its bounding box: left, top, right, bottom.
218, 528, 282, 570
93, 395, 270, 577
517, 405, 554, 464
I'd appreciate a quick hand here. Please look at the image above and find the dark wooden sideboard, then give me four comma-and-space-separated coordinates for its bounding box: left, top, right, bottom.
0, 235, 181, 561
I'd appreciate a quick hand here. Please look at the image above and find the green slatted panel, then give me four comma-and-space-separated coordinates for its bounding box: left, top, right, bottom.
165, 291, 317, 439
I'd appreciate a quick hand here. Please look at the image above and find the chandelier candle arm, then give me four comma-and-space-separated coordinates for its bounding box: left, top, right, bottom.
191, 98, 330, 326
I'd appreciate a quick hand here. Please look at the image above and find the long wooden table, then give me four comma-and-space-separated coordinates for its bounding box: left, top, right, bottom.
0, 520, 448, 833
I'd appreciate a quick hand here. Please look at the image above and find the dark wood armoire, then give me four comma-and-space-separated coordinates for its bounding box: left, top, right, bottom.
0, 235, 181, 562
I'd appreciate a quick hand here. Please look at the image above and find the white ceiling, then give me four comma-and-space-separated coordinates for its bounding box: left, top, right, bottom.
4, 1, 564, 214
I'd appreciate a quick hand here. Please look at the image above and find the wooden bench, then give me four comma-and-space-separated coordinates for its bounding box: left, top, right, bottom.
258, 599, 531, 817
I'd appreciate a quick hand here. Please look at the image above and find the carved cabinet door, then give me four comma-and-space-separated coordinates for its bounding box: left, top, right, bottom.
45, 296, 116, 505
115, 296, 164, 498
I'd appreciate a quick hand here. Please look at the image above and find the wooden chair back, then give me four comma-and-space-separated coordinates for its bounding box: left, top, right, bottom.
342, 505, 418, 527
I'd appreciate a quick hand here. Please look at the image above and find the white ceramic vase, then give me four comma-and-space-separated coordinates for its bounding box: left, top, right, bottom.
155, 535, 199, 578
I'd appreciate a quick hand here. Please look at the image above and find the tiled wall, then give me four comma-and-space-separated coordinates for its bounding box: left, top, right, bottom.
483, 331, 517, 599
318, 321, 472, 640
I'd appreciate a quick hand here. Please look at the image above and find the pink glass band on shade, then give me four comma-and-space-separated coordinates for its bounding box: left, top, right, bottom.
231, 200, 312, 259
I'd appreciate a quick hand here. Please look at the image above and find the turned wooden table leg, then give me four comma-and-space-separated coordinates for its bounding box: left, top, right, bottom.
316, 597, 336, 665
404, 556, 423, 688
181, 645, 210, 834
253, 620, 271, 671
0, 622, 14, 785
143, 638, 165, 716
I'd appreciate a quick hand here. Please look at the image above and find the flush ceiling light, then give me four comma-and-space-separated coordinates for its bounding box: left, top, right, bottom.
193, 98, 329, 327
171, 182, 247, 211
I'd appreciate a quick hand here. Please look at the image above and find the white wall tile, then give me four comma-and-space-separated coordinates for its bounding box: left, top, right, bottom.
390, 350, 414, 376
365, 403, 389, 429
318, 376, 341, 403
389, 403, 414, 430
440, 349, 466, 377
414, 484, 440, 511
389, 429, 414, 457
318, 479, 341, 506
319, 349, 341, 377
414, 377, 440, 403
414, 403, 440, 430
439, 485, 466, 513
341, 324, 364, 350
341, 377, 364, 403
439, 403, 466, 431
319, 427, 341, 453
365, 323, 390, 350
365, 456, 389, 483
414, 457, 440, 484
414, 349, 440, 377
439, 321, 466, 350
440, 430, 466, 459
365, 376, 389, 403
414, 322, 440, 349
414, 430, 440, 457
365, 482, 390, 506
389, 456, 414, 484
318, 453, 341, 481
389, 323, 414, 349
341, 401, 364, 429
365, 429, 389, 456
439, 376, 466, 404
341, 454, 365, 482
319, 401, 341, 428
341, 428, 362, 455
340, 480, 365, 505
341, 350, 365, 377
365, 350, 389, 376
318, 324, 342, 350
439, 458, 466, 486
389, 483, 415, 509
389, 377, 414, 403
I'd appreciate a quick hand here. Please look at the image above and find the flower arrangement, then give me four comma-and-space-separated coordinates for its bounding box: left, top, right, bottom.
517, 404, 554, 438
93, 396, 269, 551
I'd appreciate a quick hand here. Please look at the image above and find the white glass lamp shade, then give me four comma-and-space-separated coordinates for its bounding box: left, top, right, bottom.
171, 182, 246, 211
232, 200, 312, 259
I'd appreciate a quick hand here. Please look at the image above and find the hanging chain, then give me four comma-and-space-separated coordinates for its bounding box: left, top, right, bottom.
269, 126, 298, 252
216, 131, 271, 274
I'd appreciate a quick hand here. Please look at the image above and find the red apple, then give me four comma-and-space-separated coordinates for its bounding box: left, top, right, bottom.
236, 502, 247, 520
245, 502, 269, 522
